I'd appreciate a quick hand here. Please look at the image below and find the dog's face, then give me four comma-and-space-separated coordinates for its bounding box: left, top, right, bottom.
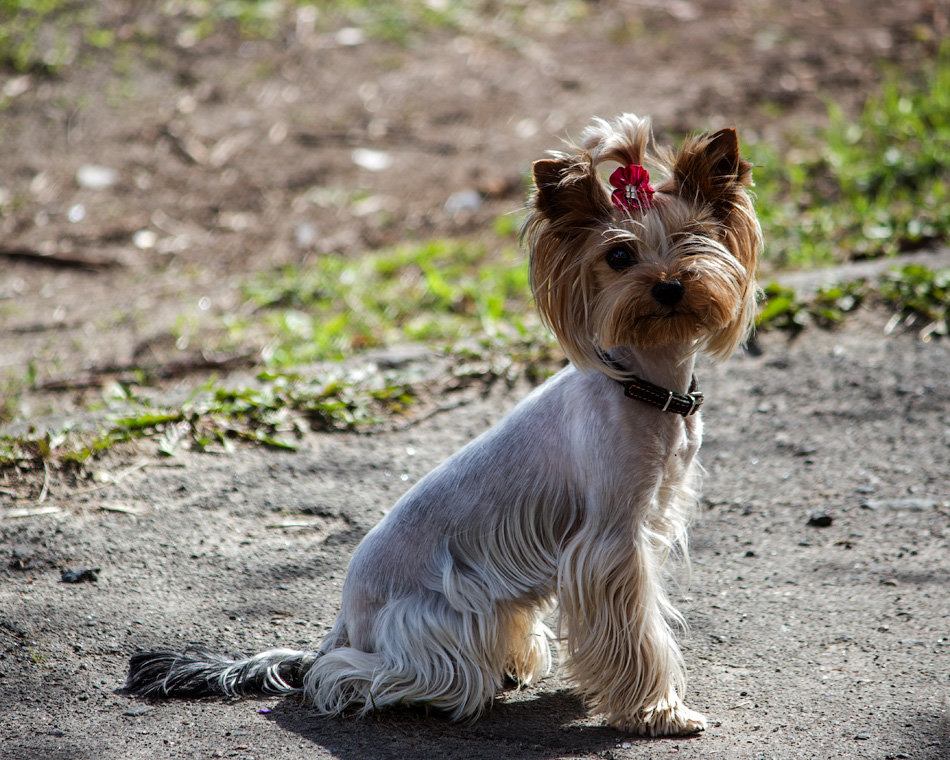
524, 115, 761, 369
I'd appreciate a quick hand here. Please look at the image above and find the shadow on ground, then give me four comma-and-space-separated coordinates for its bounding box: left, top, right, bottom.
266, 689, 693, 760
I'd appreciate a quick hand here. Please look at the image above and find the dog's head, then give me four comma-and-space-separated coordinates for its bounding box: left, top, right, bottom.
523, 114, 761, 371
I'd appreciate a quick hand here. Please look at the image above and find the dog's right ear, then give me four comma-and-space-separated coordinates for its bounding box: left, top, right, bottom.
526, 156, 610, 374
532, 159, 567, 217
532, 157, 612, 222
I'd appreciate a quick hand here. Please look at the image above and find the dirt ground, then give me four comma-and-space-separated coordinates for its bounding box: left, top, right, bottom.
1, 2, 948, 759
1, 314, 948, 760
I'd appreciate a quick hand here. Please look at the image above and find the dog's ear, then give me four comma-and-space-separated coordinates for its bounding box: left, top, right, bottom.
532, 157, 612, 222
669, 128, 753, 216
669, 128, 761, 359
525, 156, 609, 373
532, 159, 567, 217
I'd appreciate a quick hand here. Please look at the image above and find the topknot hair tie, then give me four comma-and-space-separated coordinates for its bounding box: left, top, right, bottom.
609, 164, 655, 212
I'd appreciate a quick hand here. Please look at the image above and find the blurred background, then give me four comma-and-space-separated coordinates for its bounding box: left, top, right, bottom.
0, 0, 947, 463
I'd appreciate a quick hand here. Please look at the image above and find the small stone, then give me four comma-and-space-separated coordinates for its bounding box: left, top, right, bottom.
123, 705, 153, 716
67, 203, 86, 223
335, 27, 365, 46
863, 498, 935, 512
807, 511, 833, 527
76, 164, 119, 190
60, 567, 99, 583
854, 733, 870, 740
133, 230, 158, 250
351, 148, 392, 172
2, 75, 31, 98
293, 222, 317, 248
444, 189, 482, 215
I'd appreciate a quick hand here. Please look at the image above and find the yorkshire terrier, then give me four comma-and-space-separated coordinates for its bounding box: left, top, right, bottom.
126, 113, 760, 736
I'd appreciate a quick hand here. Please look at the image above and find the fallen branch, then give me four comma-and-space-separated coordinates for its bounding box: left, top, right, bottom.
38, 460, 50, 503
36, 352, 258, 391
3, 505, 62, 518
0, 245, 121, 272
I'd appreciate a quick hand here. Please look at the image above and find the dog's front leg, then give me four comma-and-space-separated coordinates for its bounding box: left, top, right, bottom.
557, 525, 706, 736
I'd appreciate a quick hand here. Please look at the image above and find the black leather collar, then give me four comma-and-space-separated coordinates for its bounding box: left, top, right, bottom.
599, 352, 704, 417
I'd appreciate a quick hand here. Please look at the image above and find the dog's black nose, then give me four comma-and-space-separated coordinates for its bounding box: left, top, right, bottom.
651, 280, 684, 306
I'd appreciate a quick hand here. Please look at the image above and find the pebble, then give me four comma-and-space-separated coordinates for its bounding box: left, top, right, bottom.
2, 74, 31, 98
294, 222, 317, 248
444, 189, 482, 215
806, 511, 833, 527
335, 27, 365, 46
133, 230, 158, 250
67, 203, 86, 223
60, 567, 100, 583
76, 164, 119, 190
351, 148, 392, 172
862, 498, 936, 512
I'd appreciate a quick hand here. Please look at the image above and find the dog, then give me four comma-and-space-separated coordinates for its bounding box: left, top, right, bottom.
126, 113, 760, 736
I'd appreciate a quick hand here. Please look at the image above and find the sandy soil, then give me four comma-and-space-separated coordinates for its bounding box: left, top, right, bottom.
1, 2, 948, 759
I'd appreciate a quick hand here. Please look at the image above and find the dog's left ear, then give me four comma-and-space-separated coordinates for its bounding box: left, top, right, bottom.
668, 128, 753, 217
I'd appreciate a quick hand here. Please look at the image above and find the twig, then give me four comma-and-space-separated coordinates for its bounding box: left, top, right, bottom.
4, 506, 62, 518
38, 460, 50, 503
100, 503, 146, 515
10, 320, 83, 335
0, 245, 120, 272
70, 460, 149, 496
395, 398, 474, 431
36, 352, 257, 391
161, 123, 208, 165
0, 622, 26, 641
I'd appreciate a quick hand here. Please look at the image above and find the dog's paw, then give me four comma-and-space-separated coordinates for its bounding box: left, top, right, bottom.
614, 699, 707, 737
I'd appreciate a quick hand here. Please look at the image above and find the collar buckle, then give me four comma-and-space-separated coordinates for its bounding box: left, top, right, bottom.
684, 391, 704, 416
660, 390, 674, 413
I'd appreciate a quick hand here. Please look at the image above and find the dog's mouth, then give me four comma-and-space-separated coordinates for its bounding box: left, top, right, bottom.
615, 301, 719, 349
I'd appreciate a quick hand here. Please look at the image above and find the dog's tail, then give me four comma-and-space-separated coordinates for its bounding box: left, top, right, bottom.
126, 647, 321, 699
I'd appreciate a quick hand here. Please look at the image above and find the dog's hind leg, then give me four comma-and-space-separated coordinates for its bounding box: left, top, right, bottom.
502, 606, 554, 687
304, 591, 514, 720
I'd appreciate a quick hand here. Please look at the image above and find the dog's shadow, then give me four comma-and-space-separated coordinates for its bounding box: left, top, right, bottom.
266, 688, 669, 760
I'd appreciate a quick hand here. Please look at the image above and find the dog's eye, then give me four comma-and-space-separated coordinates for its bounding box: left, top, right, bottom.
605, 246, 636, 271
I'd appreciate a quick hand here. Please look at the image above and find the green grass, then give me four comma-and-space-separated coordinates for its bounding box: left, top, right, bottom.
753, 43, 949, 268
756, 264, 949, 340
0, 0, 85, 73
1, 5, 946, 474
0, 370, 419, 470
244, 238, 541, 366
0, 0, 589, 72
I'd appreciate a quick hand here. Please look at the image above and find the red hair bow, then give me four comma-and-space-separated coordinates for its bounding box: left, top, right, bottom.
609, 164, 655, 212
